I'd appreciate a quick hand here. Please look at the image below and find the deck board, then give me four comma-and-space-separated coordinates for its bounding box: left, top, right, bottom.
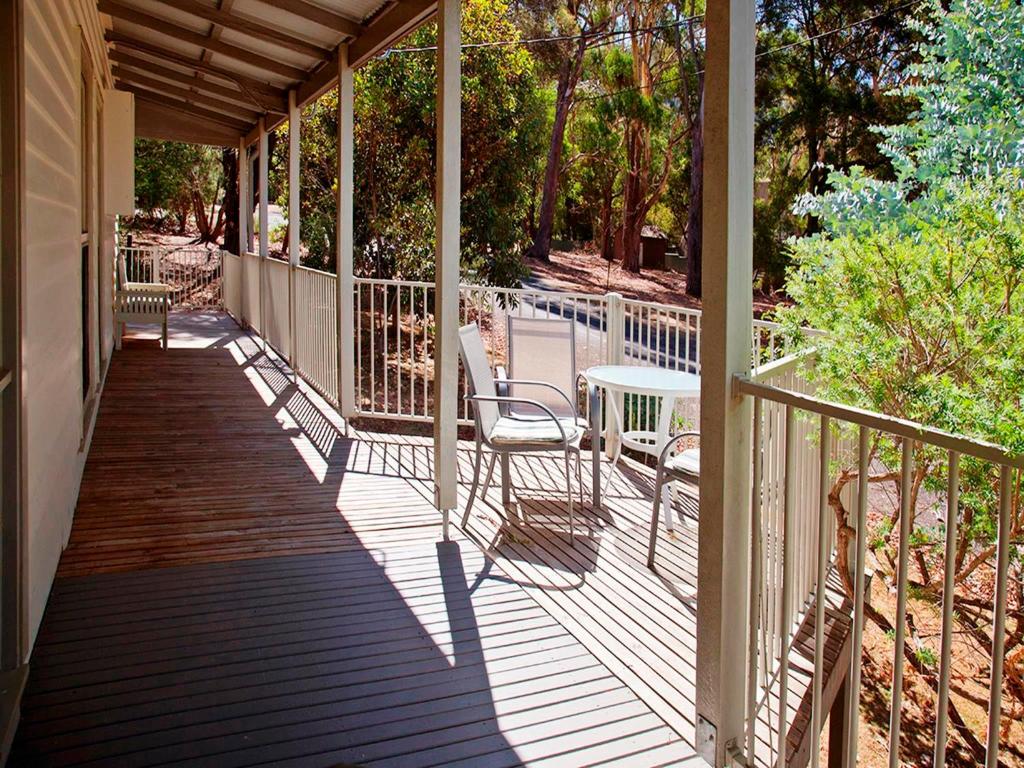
13, 312, 848, 768
12, 314, 699, 768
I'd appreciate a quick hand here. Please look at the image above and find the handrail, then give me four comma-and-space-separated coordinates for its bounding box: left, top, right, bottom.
734, 373, 1023, 468
750, 347, 816, 381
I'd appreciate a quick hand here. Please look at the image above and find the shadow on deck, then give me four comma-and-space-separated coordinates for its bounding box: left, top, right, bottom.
12, 313, 700, 768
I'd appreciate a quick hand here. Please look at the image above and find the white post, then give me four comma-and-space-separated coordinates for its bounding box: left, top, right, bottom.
237, 137, 248, 325
337, 44, 356, 420
238, 137, 247, 255
258, 117, 269, 338
433, 0, 460, 538
288, 90, 300, 367
695, 1, 755, 766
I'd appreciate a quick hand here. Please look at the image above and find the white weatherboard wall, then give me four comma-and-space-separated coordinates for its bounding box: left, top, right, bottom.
22, 0, 113, 651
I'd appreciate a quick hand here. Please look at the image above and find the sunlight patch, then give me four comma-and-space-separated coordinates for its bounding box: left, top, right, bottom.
244, 367, 277, 405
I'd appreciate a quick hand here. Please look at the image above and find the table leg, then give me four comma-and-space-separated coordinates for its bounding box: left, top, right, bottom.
589, 382, 602, 510
657, 397, 677, 532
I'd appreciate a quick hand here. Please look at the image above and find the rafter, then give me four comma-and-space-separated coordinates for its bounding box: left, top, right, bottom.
109, 51, 264, 107
154, 0, 332, 59
114, 69, 263, 120
98, 0, 308, 81
124, 87, 253, 131
255, 0, 363, 37
105, 31, 286, 102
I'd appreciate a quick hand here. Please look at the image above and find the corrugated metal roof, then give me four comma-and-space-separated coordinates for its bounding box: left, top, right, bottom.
102, 0, 435, 145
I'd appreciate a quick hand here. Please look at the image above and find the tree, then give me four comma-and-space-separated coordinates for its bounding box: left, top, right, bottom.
519, 0, 615, 262
281, 0, 545, 285
133, 139, 224, 242
614, 0, 685, 273
782, 1, 1024, 755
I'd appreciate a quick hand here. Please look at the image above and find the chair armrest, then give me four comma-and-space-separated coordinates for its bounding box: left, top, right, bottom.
657, 431, 701, 467
494, 378, 578, 418
466, 393, 569, 445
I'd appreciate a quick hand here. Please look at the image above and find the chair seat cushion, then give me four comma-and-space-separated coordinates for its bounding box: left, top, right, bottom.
489, 415, 585, 446
666, 447, 700, 476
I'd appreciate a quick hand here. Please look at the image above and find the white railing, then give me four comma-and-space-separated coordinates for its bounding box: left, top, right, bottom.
294, 265, 338, 406
736, 371, 1020, 768
225, 262, 801, 427
118, 245, 223, 310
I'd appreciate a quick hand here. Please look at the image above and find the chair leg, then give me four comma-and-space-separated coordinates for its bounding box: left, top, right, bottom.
162, 317, 168, 349
500, 453, 511, 508
563, 449, 575, 544
481, 452, 497, 501
647, 467, 667, 568
461, 440, 484, 528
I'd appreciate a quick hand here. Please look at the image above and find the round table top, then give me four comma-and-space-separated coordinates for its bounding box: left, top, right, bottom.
584, 365, 700, 398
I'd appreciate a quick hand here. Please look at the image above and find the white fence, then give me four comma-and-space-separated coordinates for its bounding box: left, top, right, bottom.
737, 372, 1020, 768
220, 257, 800, 427
119, 245, 223, 310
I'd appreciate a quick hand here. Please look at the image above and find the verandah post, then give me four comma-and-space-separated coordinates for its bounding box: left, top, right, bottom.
287, 90, 299, 370
695, 0, 756, 765
237, 136, 248, 325
258, 117, 269, 342
433, 0, 461, 539
337, 44, 356, 422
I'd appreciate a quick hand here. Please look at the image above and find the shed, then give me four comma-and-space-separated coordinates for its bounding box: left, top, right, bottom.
640, 225, 670, 270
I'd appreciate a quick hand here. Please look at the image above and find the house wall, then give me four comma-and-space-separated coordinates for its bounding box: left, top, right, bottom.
22, 0, 112, 651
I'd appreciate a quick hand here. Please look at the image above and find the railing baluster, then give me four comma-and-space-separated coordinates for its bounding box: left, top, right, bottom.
846, 425, 870, 768
746, 396, 763, 767
933, 450, 959, 768
778, 403, 796, 767
985, 465, 1013, 768
810, 414, 831, 767
889, 438, 915, 768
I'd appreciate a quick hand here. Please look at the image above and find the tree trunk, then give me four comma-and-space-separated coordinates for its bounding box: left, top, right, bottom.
222, 147, 239, 254
620, 125, 647, 274
685, 90, 704, 298
527, 40, 586, 262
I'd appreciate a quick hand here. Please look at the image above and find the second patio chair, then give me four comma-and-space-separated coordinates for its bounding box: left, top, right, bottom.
458, 322, 585, 541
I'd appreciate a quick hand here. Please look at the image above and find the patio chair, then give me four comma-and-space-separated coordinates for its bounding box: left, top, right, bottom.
114, 251, 170, 350
458, 322, 585, 541
647, 431, 700, 567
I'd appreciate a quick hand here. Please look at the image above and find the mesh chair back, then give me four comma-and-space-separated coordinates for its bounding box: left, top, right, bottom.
507, 316, 576, 418
458, 323, 500, 437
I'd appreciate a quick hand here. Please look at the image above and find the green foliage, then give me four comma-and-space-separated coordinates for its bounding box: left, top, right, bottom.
289, 0, 545, 285
799, 0, 1024, 230
915, 645, 938, 669
783, 0, 1024, 567
133, 139, 222, 229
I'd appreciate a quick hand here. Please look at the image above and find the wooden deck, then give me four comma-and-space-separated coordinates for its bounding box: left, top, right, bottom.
13, 312, 848, 768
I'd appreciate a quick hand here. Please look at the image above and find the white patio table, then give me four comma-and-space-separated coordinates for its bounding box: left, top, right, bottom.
584, 365, 700, 528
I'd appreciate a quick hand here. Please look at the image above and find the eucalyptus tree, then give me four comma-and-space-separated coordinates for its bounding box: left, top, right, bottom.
518, 0, 617, 261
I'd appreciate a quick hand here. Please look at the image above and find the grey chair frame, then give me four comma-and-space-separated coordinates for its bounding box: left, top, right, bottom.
648, 430, 701, 567
459, 324, 584, 542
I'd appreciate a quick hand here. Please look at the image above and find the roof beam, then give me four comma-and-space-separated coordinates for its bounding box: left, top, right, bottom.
126, 87, 253, 131
350, 0, 435, 68
97, 0, 308, 81
105, 31, 286, 102
109, 51, 257, 105
154, 0, 332, 60
255, 0, 363, 38
136, 100, 242, 146
113, 69, 263, 120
